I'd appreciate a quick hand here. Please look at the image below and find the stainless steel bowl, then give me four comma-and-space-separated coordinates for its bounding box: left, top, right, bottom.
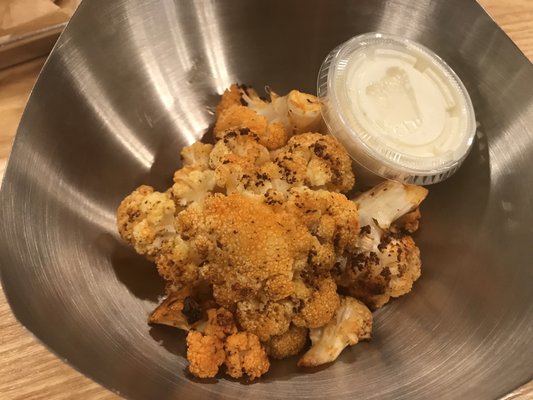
1, 0, 532, 399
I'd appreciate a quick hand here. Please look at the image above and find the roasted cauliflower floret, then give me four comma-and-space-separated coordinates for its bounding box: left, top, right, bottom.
186, 330, 225, 378
224, 332, 270, 380
116, 186, 210, 292
214, 85, 322, 150
298, 296, 372, 367
391, 207, 422, 234
154, 236, 200, 291
285, 187, 360, 256
169, 192, 345, 343
336, 233, 422, 309
285, 90, 322, 134
180, 142, 214, 169
209, 128, 270, 169
214, 105, 288, 150
236, 299, 295, 342
201, 307, 238, 339
155, 205, 218, 292
172, 142, 217, 206
185, 308, 268, 380
208, 128, 272, 195
216, 84, 246, 117
149, 281, 217, 327
265, 325, 308, 360
293, 275, 340, 329
353, 180, 428, 252
331, 180, 428, 309
172, 166, 216, 206
116, 185, 177, 257
273, 133, 355, 193
383, 236, 421, 299
184, 307, 239, 378
242, 86, 322, 135
149, 289, 199, 331
196, 193, 312, 306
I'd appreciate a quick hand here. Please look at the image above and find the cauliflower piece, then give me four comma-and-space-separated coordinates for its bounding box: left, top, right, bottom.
286, 90, 322, 134
293, 275, 340, 329
186, 330, 225, 378
236, 299, 295, 342
298, 296, 372, 367
355, 180, 427, 228
214, 85, 322, 150
224, 332, 270, 380
195, 193, 312, 298
241, 86, 290, 127
353, 180, 428, 252
153, 236, 200, 291
284, 187, 360, 257
391, 207, 422, 234
214, 105, 288, 150
149, 289, 197, 330
265, 325, 308, 359
194, 193, 312, 339
184, 307, 241, 379
186, 308, 268, 380
155, 202, 228, 292
243, 87, 322, 135
208, 128, 273, 195
330, 180, 427, 309
172, 166, 216, 206
180, 142, 214, 169
336, 233, 422, 309
175, 192, 347, 342
200, 307, 238, 339
273, 133, 355, 193
209, 128, 270, 169
216, 84, 246, 117
149, 281, 217, 330
117, 186, 210, 292
383, 236, 421, 299
263, 186, 290, 206
214, 158, 293, 198
258, 162, 293, 195
116, 185, 177, 257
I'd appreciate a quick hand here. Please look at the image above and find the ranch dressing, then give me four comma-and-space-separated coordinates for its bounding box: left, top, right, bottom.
318, 33, 476, 184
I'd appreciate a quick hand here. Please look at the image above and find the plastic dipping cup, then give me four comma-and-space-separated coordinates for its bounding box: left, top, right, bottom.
317, 33, 476, 185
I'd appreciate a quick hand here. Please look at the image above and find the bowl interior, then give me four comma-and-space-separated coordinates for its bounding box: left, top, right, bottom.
1, 0, 532, 399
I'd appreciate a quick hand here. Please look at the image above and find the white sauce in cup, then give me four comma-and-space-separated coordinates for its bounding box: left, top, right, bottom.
318, 33, 476, 184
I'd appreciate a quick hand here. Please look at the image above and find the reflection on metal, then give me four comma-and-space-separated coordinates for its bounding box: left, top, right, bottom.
192, 1, 233, 93
59, 47, 155, 170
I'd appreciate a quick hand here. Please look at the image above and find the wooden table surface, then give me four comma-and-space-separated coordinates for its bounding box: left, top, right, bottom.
1, 1, 532, 399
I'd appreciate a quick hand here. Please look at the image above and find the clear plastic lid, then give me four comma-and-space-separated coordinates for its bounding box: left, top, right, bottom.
318, 33, 476, 184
